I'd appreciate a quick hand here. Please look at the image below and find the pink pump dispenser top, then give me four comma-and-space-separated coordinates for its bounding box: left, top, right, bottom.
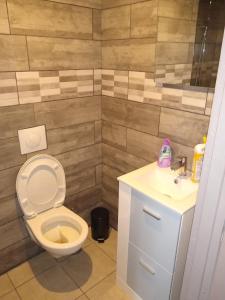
158, 138, 172, 168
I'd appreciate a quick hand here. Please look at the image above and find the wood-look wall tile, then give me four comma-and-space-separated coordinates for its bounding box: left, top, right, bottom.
158, 17, 196, 43
156, 42, 191, 65
0, 194, 22, 227
102, 186, 118, 210
159, 108, 210, 147
0, 0, 10, 34
0, 137, 25, 171
102, 40, 130, 70
102, 164, 121, 193
0, 72, 18, 107
95, 164, 102, 184
93, 9, 102, 40
102, 96, 160, 135
94, 120, 102, 143
66, 167, 96, 197
44, 0, 101, 9
127, 128, 161, 162
130, 39, 156, 72
0, 104, 35, 139
34, 96, 101, 130
27, 37, 101, 70
158, 0, 194, 20
102, 0, 148, 9
0, 35, 29, 71
43, 123, 95, 156
56, 144, 102, 173
8, 0, 92, 39
0, 166, 20, 199
0, 219, 28, 251
102, 121, 126, 149
127, 128, 194, 169
102, 6, 130, 40
102, 143, 148, 174
102, 39, 156, 72
0, 237, 41, 275
102, 164, 121, 209
131, 1, 157, 38
102, 95, 127, 126
102, 0, 131, 9
65, 186, 101, 214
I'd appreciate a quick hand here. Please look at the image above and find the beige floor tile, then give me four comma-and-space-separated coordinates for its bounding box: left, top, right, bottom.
0, 290, 20, 300
94, 228, 117, 261
8, 251, 56, 287
83, 235, 92, 248
86, 272, 131, 300
61, 244, 116, 292
0, 274, 14, 297
17, 265, 82, 300
77, 295, 89, 300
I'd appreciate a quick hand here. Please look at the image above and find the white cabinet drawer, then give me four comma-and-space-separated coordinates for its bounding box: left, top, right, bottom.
127, 243, 172, 300
129, 190, 181, 272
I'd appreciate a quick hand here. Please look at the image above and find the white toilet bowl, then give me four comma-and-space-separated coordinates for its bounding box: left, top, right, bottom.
16, 154, 88, 258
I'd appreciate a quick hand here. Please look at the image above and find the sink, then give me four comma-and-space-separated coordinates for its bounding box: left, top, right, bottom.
118, 162, 199, 211
137, 166, 197, 201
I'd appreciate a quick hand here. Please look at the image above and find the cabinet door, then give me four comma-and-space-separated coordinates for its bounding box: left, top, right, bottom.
130, 190, 181, 272
127, 243, 172, 300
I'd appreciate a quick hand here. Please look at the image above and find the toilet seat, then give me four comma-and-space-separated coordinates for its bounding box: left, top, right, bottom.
16, 154, 88, 258
26, 206, 88, 256
16, 154, 66, 219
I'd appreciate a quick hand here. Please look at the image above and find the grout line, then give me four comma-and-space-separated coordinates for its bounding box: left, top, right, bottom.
80, 270, 116, 295
9, 260, 56, 289
5, 0, 11, 35
25, 36, 31, 71
45, 0, 101, 10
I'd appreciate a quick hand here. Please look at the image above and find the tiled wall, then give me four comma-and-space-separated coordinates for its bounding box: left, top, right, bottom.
100, 68, 212, 216
101, 0, 199, 84
100, 0, 214, 223
0, 0, 216, 274
0, 0, 102, 274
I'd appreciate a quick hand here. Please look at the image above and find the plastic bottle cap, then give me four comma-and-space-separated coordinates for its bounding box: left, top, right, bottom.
203, 135, 207, 144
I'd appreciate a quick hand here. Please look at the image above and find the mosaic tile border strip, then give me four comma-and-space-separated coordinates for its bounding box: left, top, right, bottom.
155, 64, 192, 85
17, 69, 94, 104
102, 69, 128, 99
0, 69, 99, 106
0, 72, 18, 107
0, 68, 214, 116
101, 69, 214, 115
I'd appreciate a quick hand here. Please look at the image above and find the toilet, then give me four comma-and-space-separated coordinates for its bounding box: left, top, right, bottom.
16, 154, 88, 258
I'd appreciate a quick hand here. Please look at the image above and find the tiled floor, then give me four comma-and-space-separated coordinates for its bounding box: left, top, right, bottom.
0, 228, 131, 300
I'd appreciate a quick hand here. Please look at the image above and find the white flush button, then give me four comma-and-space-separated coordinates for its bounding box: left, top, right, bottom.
18, 125, 47, 155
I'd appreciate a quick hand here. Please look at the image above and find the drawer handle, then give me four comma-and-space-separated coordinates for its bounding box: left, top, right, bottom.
142, 207, 161, 221
139, 259, 156, 275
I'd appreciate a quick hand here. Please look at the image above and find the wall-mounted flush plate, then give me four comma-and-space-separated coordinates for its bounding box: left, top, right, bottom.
18, 125, 47, 155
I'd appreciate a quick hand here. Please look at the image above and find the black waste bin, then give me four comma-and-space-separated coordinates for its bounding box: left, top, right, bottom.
91, 207, 109, 243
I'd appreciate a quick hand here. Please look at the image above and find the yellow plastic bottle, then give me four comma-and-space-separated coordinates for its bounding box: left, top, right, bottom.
191, 135, 207, 183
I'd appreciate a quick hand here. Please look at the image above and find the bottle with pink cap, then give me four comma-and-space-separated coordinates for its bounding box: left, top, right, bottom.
158, 138, 172, 168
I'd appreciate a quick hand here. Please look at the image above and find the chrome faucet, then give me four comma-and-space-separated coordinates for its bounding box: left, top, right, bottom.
171, 156, 187, 177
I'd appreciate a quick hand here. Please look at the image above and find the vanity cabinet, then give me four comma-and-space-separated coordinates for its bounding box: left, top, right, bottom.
117, 180, 196, 300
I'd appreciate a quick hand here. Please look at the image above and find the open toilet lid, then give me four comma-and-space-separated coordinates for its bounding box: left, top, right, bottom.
16, 154, 66, 219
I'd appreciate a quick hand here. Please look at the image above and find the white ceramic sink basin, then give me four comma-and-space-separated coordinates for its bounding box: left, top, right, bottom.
118, 162, 199, 213
137, 167, 197, 201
